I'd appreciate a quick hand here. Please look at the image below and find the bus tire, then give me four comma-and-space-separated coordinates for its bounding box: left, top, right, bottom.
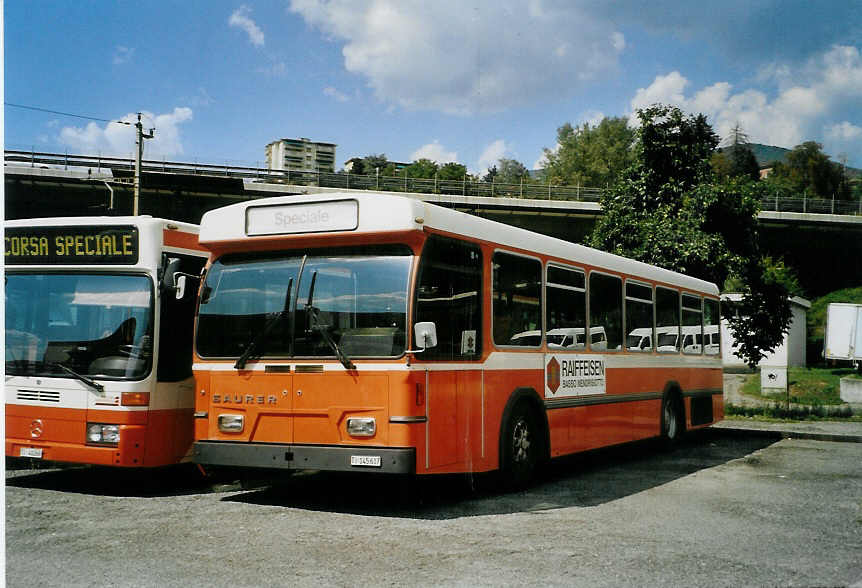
661, 393, 684, 444
500, 401, 541, 490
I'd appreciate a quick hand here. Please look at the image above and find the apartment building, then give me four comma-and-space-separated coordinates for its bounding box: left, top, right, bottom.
265, 138, 337, 172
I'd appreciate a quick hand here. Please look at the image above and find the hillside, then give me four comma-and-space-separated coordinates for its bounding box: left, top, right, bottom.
748, 143, 860, 178
748, 143, 791, 167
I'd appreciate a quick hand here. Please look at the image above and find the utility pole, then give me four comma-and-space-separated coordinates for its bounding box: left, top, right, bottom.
133, 113, 155, 215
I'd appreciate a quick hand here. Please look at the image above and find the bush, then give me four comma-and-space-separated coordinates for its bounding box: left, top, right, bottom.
726, 402, 854, 419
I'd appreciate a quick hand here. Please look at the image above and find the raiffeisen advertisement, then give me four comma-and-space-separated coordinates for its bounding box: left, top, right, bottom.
544, 354, 606, 398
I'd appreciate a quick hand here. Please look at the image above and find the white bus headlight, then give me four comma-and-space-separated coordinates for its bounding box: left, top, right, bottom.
218, 414, 244, 433
86, 423, 120, 446
347, 417, 376, 437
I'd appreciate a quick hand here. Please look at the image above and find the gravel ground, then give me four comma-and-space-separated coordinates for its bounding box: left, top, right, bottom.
6, 431, 862, 587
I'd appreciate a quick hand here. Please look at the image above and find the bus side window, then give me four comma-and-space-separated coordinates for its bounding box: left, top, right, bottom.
493, 252, 542, 347
656, 287, 680, 353
158, 254, 206, 381
414, 236, 482, 361
625, 281, 654, 352
545, 265, 586, 349
682, 293, 703, 355
589, 272, 622, 351
703, 298, 721, 356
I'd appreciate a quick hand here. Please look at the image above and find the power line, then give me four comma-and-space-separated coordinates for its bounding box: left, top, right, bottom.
4, 102, 131, 125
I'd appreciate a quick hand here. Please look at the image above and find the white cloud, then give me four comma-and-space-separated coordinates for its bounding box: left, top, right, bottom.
477, 139, 509, 172
289, 0, 626, 115
113, 46, 135, 65
229, 5, 265, 47
826, 121, 862, 141
628, 46, 862, 152
410, 141, 457, 164
323, 86, 349, 102
58, 108, 193, 158
630, 71, 689, 114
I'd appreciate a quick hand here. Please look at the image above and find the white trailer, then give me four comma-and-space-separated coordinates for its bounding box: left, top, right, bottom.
824, 303, 862, 361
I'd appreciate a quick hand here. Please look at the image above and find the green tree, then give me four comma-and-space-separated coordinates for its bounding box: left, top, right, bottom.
542, 116, 635, 187
363, 153, 389, 174
404, 158, 438, 179
344, 157, 366, 175
496, 158, 530, 184
483, 165, 499, 183
712, 124, 760, 181
765, 141, 849, 199
438, 162, 468, 181
345, 153, 389, 176
589, 104, 792, 367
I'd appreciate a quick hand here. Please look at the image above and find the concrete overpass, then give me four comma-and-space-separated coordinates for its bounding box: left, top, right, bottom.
5, 151, 861, 298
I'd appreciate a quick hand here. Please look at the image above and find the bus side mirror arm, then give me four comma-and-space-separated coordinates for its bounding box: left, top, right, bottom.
161, 256, 199, 300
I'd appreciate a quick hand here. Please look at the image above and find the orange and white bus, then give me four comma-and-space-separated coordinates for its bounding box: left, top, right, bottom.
192, 193, 723, 486
5, 216, 206, 467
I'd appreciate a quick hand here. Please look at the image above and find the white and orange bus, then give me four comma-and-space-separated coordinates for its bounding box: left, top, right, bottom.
5, 216, 206, 467
192, 193, 723, 486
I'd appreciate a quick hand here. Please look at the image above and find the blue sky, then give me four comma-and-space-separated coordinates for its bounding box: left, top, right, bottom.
5, 1, 861, 174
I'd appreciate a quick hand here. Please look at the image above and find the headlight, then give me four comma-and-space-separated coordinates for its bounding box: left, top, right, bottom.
346, 417, 376, 437
86, 423, 120, 446
218, 414, 244, 433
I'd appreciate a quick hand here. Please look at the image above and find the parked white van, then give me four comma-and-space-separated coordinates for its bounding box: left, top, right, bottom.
626, 327, 653, 351
546, 327, 607, 350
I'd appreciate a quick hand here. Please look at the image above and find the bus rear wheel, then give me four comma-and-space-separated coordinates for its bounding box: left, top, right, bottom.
501, 403, 540, 489
662, 394, 683, 443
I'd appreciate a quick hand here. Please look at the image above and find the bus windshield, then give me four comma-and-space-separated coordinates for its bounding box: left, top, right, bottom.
196, 247, 412, 359
5, 273, 154, 379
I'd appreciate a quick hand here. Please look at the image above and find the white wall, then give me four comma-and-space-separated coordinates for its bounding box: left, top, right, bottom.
721, 295, 810, 368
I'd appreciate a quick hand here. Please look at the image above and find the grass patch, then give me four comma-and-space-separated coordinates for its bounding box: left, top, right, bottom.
726, 402, 857, 420
740, 367, 853, 406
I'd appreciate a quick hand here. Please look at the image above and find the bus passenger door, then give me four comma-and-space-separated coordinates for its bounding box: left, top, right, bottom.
427, 368, 484, 471
413, 234, 484, 472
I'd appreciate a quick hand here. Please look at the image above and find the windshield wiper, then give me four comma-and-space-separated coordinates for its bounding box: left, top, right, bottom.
51, 362, 105, 394
235, 278, 293, 370
305, 271, 356, 371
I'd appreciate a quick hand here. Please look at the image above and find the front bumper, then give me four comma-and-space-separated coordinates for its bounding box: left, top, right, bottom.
193, 441, 415, 474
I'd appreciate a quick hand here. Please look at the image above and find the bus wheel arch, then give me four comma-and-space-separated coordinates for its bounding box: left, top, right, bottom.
661, 382, 685, 443
498, 387, 549, 489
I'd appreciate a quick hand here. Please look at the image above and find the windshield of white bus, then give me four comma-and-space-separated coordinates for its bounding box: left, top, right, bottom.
5, 273, 154, 379
196, 246, 412, 359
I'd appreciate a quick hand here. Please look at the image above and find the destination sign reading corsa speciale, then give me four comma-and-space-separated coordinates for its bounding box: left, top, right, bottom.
4, 225, 139, 265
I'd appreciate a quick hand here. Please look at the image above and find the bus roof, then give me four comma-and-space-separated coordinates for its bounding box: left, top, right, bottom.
199, 192, 718, 296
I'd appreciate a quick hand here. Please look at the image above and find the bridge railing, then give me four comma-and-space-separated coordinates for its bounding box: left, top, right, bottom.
5, 149, 859, 215
758, 195, 862, 216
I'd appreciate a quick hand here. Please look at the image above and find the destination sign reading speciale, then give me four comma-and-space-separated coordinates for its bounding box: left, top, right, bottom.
4, 225, 139, 265
245, 200, 359, 236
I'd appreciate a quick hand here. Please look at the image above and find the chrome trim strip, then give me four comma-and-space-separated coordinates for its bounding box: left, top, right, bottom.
389, 416, 427, 423
545, 391, 662, 409
682, 388, 723, 398
193, 411, 208, 418
481, 369, 485, 459
425, 369, 430, 470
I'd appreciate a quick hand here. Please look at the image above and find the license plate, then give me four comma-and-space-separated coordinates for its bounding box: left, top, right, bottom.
19, 447, 43, 459
350, 455, 381, 467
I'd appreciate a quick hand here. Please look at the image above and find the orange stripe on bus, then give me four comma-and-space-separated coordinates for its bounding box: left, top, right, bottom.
163, 229, 202, 251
